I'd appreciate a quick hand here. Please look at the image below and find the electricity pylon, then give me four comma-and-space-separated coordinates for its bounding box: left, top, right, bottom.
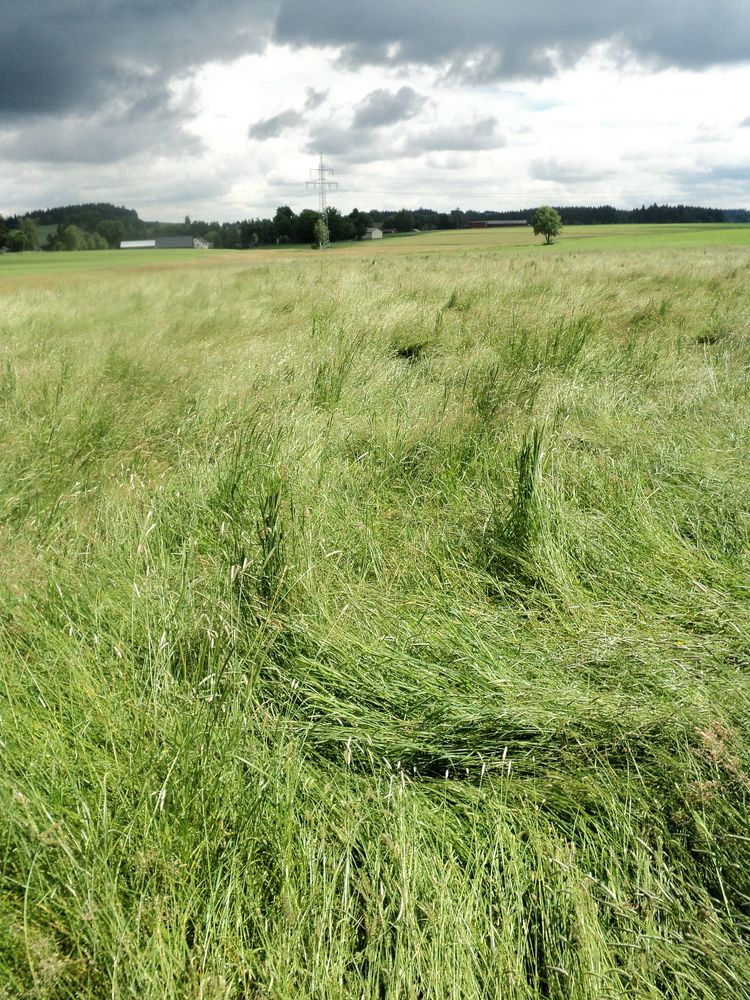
307, 153, 337, 249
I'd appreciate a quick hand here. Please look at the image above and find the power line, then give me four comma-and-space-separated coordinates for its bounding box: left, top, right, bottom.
306, 153, 337, 249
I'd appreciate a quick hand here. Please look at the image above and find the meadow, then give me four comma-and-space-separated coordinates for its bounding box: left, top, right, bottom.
1, 225, 749, 998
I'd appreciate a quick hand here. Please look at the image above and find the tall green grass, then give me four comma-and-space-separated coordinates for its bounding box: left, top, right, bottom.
1, 242, 749, 997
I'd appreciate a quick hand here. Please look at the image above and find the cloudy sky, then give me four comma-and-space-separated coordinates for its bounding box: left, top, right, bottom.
2, 1, 750, 221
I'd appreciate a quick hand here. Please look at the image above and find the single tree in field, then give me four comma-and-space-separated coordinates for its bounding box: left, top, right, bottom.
532, 205, 562, 244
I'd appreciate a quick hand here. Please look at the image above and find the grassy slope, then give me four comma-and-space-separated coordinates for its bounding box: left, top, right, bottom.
1, 231, 749, 998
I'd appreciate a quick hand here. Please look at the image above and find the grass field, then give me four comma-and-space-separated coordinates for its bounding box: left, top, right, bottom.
3, 222, 750, 283
1, 225, 750, 998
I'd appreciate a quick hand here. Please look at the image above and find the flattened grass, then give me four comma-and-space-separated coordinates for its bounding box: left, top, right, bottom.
1, 236, 749, 997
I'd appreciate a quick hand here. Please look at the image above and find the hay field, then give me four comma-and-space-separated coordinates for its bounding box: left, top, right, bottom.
1, 229, 750, 998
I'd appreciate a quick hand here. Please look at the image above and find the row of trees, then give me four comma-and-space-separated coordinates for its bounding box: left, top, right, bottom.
544, 203, 730, 225
0, 217, 109, 252
5, 202, 137, 230
3, 201, 748, 253
0, 205, 382, 251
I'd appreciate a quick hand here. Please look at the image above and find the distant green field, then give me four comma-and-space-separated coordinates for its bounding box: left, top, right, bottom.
391, 221, 750, 253
2, 223, 750, 998
2, 223, 750, 284
0, 247, 224, 280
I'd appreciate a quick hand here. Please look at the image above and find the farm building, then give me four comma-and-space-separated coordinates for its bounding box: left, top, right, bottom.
466, 219, 529, 228
362, 227, 383, 240
120, 236, 209, 249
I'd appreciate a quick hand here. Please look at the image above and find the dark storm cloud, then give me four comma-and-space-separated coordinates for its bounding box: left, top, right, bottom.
274, 0, 750, 79
0, 81, 202, 165
0, 2, 276, 122
0, 2, 277, 165
2, 1, 748, 195
352, 87, 428, 128
5, 1, 747, 128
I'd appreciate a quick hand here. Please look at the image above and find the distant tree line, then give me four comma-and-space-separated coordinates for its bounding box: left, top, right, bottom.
540, 204, 730, 225
2, 201, 749, 252
6, 202, 138, 229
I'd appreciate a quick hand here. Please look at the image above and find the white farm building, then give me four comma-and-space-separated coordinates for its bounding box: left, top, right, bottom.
361, 227, 383, 240
120, 236, 209, 249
